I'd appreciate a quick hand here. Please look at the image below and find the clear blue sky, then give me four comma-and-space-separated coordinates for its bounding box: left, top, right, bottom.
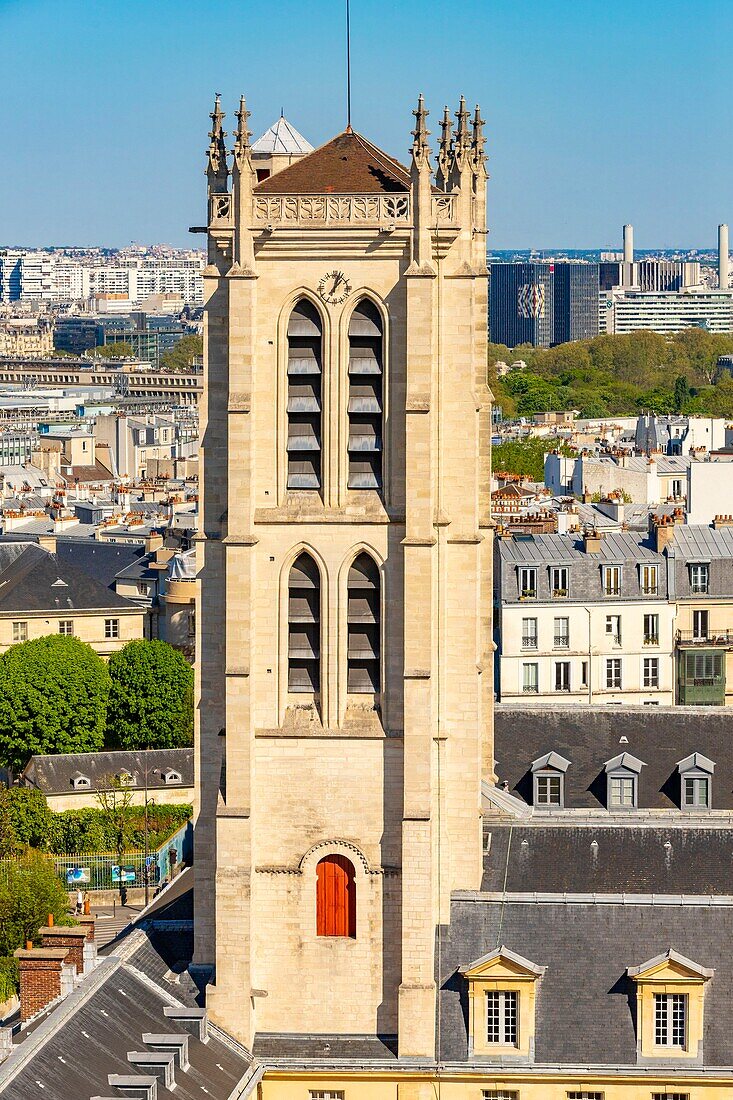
1, 0, 731, 250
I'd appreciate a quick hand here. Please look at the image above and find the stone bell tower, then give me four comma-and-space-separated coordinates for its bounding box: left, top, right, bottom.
194, 93, 493, 1059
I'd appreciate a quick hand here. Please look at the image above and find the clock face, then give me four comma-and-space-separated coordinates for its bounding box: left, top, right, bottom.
318, 270, 352, 305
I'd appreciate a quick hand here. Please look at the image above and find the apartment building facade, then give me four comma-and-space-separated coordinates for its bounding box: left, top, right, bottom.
495, 528, 675, 705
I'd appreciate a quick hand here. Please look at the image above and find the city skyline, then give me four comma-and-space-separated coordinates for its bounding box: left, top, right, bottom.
1, 0, 731, 250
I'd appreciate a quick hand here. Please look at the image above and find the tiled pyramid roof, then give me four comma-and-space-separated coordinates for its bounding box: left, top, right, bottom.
253, 130, 412, 195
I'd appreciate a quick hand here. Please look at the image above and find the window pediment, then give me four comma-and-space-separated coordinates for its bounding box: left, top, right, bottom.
677, 752, 715, 776
531, 751, 571, 774
604, 751, 645, 775
461, 946, 545, 982
628, 949, 714, 984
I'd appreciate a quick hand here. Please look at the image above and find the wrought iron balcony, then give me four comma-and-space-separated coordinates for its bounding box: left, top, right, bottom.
676, 629, 733, 648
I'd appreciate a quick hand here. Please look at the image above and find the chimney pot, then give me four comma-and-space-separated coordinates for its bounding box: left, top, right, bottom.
47, 913, 54, 928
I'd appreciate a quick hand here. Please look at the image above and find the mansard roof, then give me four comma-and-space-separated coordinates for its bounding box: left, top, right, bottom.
253, 129, 412, 194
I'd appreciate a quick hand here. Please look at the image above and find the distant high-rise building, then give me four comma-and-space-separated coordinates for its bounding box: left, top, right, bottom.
489, 261, 599, 347
553, 262, 600, 343
489, 262, 554, 347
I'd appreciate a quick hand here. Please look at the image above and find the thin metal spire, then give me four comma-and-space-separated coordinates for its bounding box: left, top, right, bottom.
346, 0, 352, 132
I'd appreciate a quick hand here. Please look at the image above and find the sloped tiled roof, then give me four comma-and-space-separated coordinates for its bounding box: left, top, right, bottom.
0, 542, 137, 612
254, 129, 412, 195
251, 114, 313, 156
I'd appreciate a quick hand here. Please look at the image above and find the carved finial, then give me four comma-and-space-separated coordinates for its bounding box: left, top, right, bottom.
455, 95, 471, 158
437, 105, 453, 187
411, 94, 430, 163
471, 103, 487, 173
207, 93, 228, 190
233, 95, 252, 161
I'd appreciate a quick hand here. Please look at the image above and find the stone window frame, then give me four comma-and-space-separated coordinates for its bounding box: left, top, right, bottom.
460, 946, 545, 1061
628, 949, 713, 1062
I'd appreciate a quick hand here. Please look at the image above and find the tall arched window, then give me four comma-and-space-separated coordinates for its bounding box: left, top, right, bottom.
347, 553, 380, 693
316, 854, 356, 937
287, 300, 322, 490
347, 301, 383, 490
288, 553, 320, 693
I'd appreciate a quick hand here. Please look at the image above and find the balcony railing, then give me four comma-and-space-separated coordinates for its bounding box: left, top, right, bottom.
253, 193, 412, 226
677, 629, 733, 647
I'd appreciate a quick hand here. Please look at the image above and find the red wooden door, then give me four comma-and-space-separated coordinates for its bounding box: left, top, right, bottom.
316, 855, 356, 937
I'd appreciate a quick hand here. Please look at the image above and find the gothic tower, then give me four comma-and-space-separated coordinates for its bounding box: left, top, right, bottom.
194, 94, 493, 1061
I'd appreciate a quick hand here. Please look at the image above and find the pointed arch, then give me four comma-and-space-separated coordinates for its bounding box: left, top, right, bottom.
346, 297, 384, 491
286, 298, 324, 491
287, 550, 321, 693
346, 550, 381, 694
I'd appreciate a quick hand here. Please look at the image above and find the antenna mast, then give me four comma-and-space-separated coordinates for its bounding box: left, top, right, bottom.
346, 0, 352, 132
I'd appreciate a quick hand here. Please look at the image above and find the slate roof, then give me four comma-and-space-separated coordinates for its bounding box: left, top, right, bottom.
494, 705, 733, 810
253, 1034, 397, 1061
495, 531, 667, 604
22, 747, 194, 794
53, 538, 144, 589
482, 824, 733, 893
254, 130, 412, 194
439, 897, 733, 1067
251, 115, 314, 156
0, 542, 136, 613
0, 931, 251, 1099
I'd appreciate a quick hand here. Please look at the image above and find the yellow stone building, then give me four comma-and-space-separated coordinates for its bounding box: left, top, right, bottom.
194, 96, 733, 1099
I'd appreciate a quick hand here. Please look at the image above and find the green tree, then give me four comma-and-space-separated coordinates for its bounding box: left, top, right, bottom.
0, 851, 72, 957
159, 334, 203, 373
673, 374, 691, 413
93, 341, 134, 359
0, 789, 52, 849
106, 640, 194, 750
0, 636, 110, 773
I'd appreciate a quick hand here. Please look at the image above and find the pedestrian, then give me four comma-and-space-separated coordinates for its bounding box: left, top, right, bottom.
75, 888, 83, 916
83, 892, 91, 916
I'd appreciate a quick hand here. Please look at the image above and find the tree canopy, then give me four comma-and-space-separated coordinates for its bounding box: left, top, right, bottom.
106, 639, 194, 750
0, 636, 110, 773
159, 334, 202, 373
489, 329, 733, 420
0, 851, 72, 957
93, 341, 134, 359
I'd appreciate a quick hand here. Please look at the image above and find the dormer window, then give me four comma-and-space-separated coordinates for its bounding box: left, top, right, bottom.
689, 562, 709, 594
628, 949, 713, 1061
604, 752, 645, 810
71, 772, 90, 790
602, 565, 621, 596
550, 566, 568, 598
116, 770, 135, 786
531, 752, 571, 809
640, 563, 658, 596
519, 567, 536, 599
677, 752, 714, 810
161, 769, 182, 785
461, 946, 545, 1060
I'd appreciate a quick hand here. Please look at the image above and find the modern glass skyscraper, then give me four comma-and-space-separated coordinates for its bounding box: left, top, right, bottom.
489, 261, 599, 347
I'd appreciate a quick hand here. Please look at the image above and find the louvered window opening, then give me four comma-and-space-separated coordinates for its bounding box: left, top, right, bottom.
348, 302, 383, 490
347, 554, 380, 693
287, 301, 322, 490
288, 554, 320, 693
316, 854, 356, 937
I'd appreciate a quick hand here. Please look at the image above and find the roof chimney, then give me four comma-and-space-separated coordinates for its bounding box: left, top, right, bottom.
720, 223, 730, 291
583, 528, 603, 553
713, 514, 733, 529
13, 947, 72, 1023
651, 512, 678, 552
623, 223, 634, 264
